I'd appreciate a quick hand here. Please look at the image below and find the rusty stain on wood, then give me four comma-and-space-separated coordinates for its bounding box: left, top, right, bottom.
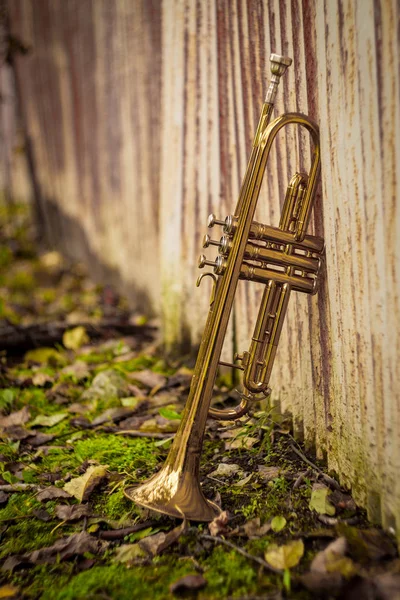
6, 0, 400, 536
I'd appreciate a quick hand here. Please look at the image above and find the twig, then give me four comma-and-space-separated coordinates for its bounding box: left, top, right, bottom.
0, 484, 42, 492
98, 520, 158, 541
116, 430, 173, 440
290, 444, 340, 490
318, 515, 359, 526
199, 534, 281, 574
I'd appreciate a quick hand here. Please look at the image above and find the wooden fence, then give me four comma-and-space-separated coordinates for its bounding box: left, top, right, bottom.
7, 0, 400, 535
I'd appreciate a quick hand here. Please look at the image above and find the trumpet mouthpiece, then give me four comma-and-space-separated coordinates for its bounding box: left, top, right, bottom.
269, 54, 292, 76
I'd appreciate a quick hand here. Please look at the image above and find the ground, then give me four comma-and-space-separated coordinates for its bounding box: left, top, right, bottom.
0, 203, 399, 600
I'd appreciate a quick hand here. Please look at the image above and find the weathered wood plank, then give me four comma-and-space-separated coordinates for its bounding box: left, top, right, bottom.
6, 0, 400, 534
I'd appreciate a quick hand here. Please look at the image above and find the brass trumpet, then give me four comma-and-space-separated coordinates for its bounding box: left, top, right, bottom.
125, 54, 323, 521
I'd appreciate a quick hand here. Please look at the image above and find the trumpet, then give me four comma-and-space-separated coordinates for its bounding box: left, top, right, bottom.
125, 54, 323, 521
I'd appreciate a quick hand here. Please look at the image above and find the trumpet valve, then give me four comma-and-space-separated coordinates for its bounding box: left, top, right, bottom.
198, 254, 215, 269
202, 234, 220, 249
207, 214, 225, 229
198, 254, 226, 276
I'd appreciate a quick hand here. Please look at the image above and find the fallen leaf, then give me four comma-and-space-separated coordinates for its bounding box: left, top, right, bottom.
67, 403, 91, 415
24, 347, 64, 365
0, 584, 19, 598
158, 407, 182, 421
208, 511, 229, 537
120, 397, 145, 409
0, 491, 9, 505
139, 520, 187, 556
224, 436, 259, 451
131, 370, 167, 390
28, 531, 107, 564
1, 425, 32, 441
309, 484, 336, 516
170, 574, 207, 594
30, 413, 68, 428
271, 516, 287, 533
81, 370, 129, 401
257, 465, 281, 481
31, 372, 54, 387
139, 417, 180, 433
55, 504, 92, 521
91, 407, 138, 426
311, 537, 347, 573
32, 509, 51, 522
243, 518, 271, 538
27, 433, 55, 447
233, 473, 253, 487
37, 487, 73, 502
61, 361, 90, 380
311, 536, 356, 579
0, 407, 30, 429
63, 326, 89, 350
113, 543, 147, 564
64, 465, 108, 502
209, 463, 241, 478
265, 539, 304, 570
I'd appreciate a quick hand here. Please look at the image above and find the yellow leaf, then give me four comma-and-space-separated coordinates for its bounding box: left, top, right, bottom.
64, 465, 108, 502
63, 326, 89, 350
0, 584, 19, 599
265, 539, 304, 570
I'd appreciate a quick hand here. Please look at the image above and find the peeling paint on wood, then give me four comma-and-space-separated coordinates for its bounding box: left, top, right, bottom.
7, 0, 400, 535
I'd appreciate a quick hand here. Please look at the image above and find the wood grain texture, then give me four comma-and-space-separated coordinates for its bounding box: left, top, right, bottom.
7, 0, 400, 534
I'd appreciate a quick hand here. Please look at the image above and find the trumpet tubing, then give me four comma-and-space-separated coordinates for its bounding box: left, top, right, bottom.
125, 53, 324, 521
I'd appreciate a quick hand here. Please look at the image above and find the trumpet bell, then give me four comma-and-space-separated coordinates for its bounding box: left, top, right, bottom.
125, 466, 221, 521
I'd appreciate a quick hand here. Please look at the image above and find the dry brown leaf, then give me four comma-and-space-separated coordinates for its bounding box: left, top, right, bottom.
311, 537, 347, 573
209, 463, 241, 478
257, 465, 281, 481
61, 361, 91, 380
63, 465, 108, 502
130, 370, 167, 390
224, 437, 258, 451
139, 520, 187, 556
91, 407, 138, 426
2, 532, 108, 570
37, 487, 72, 502
32, 372, 54, 387
28, 531, 107, 564
113, 543, 147, 564
169, 574, 207, 594
243, 517, 271, 538
0, 407, 30, 429
208, 511, 229, 537
55, 504, 92, 521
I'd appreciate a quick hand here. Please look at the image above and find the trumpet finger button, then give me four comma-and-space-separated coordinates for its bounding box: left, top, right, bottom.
207, 214, 225, 228
198, 254, 216, 269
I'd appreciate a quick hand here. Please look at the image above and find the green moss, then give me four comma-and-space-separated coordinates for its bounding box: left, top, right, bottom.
74, 433, 158, 475
0, 494, 64, 559
43, 561, 193, 600
203, 546, 259, 598
8, 269, 35, 292
94, 488, 140, 522
112, 355, 156, 373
